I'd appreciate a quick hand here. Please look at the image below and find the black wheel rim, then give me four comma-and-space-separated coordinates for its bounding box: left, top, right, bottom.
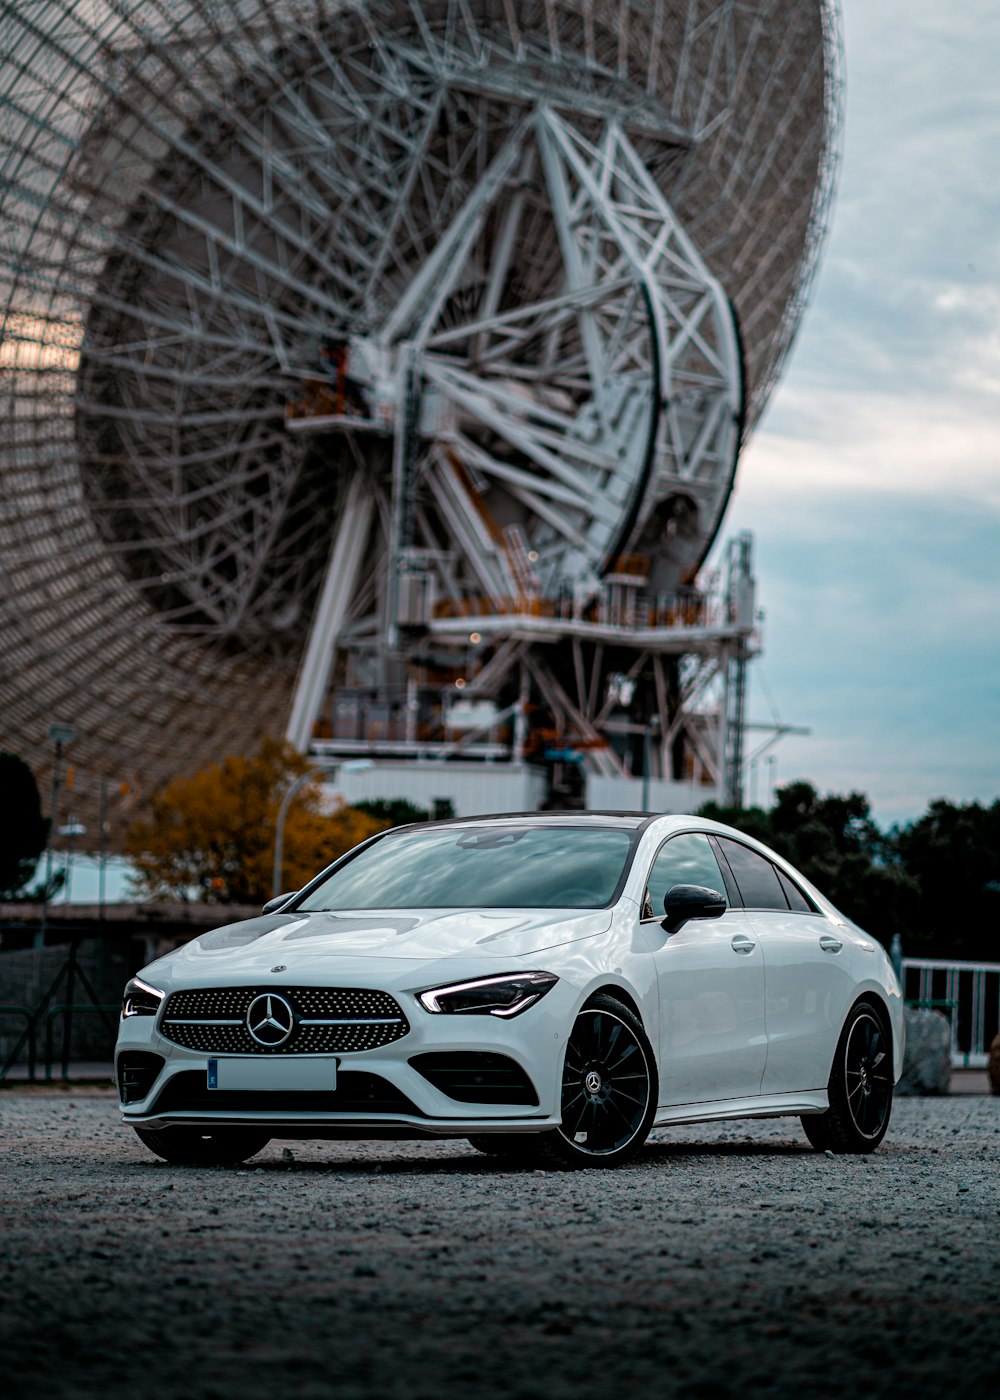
844, 1011, 892, 1139
558, 1009, 650, 1156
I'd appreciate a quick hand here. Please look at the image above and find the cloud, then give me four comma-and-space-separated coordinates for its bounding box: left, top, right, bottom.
758, 725, 1000, 829
722, 451, 1000, 826
738, 387, 1000, 509
712, 0, 1000, 825
782, 0, 1000, 400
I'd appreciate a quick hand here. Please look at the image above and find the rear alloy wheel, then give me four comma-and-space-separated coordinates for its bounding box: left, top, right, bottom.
801, 999, 893, 1154
539, 993, 657, 1168
133, 1126, 271, 1166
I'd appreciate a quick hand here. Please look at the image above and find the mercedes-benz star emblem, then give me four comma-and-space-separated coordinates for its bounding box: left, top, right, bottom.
246, 992, 295, 1047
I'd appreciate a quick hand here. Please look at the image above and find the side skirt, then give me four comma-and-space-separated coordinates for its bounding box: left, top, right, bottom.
653, 1090, 829, 1128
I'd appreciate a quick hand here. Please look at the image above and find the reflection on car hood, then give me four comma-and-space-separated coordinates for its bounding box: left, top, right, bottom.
151, 906, 614, 981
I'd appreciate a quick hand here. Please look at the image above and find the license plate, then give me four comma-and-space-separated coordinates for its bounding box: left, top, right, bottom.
207, 1058, 337, 1091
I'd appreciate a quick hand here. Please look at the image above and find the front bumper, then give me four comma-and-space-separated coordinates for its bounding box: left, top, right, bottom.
116, 974, 574, 1137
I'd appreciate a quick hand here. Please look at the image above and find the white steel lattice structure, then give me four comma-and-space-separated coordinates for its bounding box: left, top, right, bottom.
0, 0, 842, 825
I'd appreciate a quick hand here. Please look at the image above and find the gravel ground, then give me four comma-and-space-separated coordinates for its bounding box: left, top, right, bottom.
1, 1091, 998, 1399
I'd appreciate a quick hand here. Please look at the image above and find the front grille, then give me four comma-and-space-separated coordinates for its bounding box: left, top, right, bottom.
148, 1069, 424, 1118
160, 985, 409, 1055
409, 1052, 538, 1105
117, 1051, 165, 1104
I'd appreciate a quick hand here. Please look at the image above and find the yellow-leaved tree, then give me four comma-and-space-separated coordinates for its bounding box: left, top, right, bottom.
124, 739, 387, 904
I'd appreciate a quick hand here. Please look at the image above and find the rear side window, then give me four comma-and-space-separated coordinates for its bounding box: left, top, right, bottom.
715, 838, 788, 911
776, 868, 815, 913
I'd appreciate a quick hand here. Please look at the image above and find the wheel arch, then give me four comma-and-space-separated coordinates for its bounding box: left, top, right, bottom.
845, 985, 904, 1084
815, 990, 897, 1095
582, 982, 644, 1027
546, 981, 659, 1166
850, 989, 891, 1028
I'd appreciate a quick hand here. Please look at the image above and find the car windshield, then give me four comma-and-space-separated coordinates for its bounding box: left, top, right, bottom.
297, 824, 635, 910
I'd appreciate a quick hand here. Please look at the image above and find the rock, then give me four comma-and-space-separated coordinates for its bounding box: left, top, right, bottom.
989, 1032, 1000, 1096
896, 1008, 952, 1096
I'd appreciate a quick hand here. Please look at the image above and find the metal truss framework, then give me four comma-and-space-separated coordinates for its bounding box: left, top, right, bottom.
0, 0, 841, 827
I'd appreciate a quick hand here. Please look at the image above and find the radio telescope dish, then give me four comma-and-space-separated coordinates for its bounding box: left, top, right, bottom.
0, 0, 840, 807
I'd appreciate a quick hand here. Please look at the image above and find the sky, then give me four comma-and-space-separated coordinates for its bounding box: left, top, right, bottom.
721, 0, 1000, 827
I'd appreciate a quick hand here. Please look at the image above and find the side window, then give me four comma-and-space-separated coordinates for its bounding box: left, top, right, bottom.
715, 838, 788, 911
644, 833, 729, 919
776, 868, 815, 913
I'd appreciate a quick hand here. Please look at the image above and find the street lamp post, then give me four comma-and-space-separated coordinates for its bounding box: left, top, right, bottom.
38, 722, 76, 947
272, 768, 323, 900
58, 817, 87, 903
640, 715, 661, 814
271, 759, 375, 900
98, 780, 108, 918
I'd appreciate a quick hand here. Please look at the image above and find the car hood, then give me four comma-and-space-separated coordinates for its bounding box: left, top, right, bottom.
145, 906, 614, 987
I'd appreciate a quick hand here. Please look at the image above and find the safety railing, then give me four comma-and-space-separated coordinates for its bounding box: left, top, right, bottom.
0, 934, 120, 1084
0, 1006, 37, 1080
1, 1001, 118, 1083
43, 1004, 119, 1082
901, 958, 1000, 1068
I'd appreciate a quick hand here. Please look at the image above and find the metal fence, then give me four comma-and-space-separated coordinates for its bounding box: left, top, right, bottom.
901, 958, 1000, 1068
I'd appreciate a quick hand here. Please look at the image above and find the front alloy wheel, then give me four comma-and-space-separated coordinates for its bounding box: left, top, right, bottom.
540, 993, 657, 1168
802, 999, 893, 1154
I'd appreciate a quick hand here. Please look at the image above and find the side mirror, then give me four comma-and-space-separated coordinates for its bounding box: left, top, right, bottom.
262, 891, 298, 915
662, 884, 727, 933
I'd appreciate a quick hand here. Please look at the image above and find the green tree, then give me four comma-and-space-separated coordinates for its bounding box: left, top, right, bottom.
699, 781, 914, 941
700, 783, 1000, 957
766, 783, 913, 939
350, 797, 457, 826
351, 797, 432, 828
124, 739, 387, 904
696, 800, 773, 846
894, 798, 1000, 961
0, 752, 48, 900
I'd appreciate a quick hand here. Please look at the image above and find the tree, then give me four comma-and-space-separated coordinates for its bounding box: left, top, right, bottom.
766, 782, 914, 939
0, 752, 49, 900
124, 739, 387, 904
699, 781, 915, 942
351, 797, 433, 828
894, 798, 1000, 961
701, 783, 1000, 957
696, 800, 773, 846
349, 796, 456, 827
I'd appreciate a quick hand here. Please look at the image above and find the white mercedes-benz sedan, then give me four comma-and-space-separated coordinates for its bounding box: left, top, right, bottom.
116, 812, 904, 1168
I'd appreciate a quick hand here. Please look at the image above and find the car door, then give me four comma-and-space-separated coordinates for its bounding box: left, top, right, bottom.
643, 831, 768, 1106
713, 837, 856, 1095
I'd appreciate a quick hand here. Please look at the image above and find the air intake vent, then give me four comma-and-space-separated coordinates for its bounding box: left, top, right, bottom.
116, 1051, 165, 1104
409, 1052, 538, 1105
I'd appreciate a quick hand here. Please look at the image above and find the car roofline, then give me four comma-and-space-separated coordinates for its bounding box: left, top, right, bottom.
384, 810, 664, 834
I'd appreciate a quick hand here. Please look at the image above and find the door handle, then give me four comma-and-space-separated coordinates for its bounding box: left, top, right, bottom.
731, 935, 756, 954
819, 935, 843, 953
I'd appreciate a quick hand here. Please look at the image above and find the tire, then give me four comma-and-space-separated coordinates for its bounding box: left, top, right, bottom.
800, 1113, 835, 1151
800, 999, 893, 1154
133, 1125, 271, 1166
466, 1135, 539, 1159
537, 993, 657, 1169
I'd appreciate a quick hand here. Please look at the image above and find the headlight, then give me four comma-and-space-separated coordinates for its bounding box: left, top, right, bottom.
121, 977, 165, 1019
418, 972, 557, 1019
